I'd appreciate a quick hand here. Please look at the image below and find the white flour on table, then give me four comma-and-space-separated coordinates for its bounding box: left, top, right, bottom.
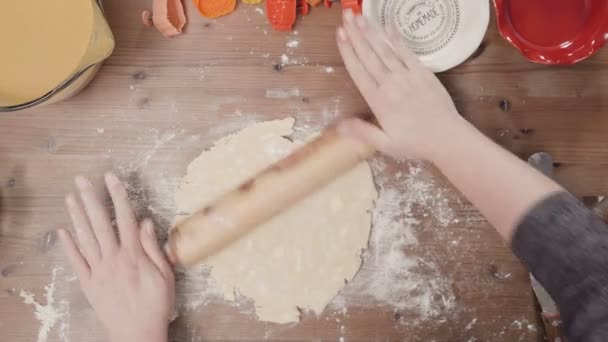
328, 160, 456, 323
322, 66, 335, 74
265, 88, 301, 99
286, 40, 300, 49
19, 267, 70, 342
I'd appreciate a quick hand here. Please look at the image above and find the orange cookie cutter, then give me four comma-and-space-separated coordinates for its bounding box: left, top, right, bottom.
266, 0, 309, 31
324, 0, 362, 14
194, 0, 237, 18
141, 0, 187, 38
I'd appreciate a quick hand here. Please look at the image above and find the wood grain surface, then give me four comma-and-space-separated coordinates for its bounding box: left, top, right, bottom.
1, 0, 606, 340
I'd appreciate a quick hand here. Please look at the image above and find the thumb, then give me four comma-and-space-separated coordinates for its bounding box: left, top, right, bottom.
337, 118, 391, 153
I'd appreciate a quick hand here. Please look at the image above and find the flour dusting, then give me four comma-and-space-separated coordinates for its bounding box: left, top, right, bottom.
330, 160, 456, 322
175, 265, 224, 311
280, 54, 290, 65
286, 40, 300, 49
511, 318, 537, 332
111, 130, 183, 225
120, 130, 177, 173
265, 88, 301, 99
279, 53, 310, 66
322, 66, 335, 74
465, 318, 478, 330
20, 267, 70, 342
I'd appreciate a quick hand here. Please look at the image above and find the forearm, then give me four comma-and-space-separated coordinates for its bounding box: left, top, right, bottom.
429, 118, 563, 241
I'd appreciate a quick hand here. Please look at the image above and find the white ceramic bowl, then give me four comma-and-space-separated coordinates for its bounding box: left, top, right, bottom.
363, 0, 490, 72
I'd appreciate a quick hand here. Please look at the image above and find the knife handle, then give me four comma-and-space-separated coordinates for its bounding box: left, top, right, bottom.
541, 312, 566, 342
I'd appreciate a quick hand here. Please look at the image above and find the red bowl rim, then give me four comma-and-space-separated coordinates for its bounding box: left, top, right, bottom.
493, 0, 608, 64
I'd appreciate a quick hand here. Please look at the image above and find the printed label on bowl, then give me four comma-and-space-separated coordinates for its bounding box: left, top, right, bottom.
381, 0, 460, 55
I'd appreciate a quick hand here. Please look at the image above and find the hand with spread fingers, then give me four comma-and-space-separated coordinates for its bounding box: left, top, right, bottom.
57, 173, 175, 342
336, 10, 465, 161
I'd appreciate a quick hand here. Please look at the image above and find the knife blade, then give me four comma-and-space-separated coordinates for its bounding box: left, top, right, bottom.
529, 273, 557, 313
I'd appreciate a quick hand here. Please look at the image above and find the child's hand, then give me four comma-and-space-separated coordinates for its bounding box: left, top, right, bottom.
58, 173, 175, 342
336, 11, 464, 161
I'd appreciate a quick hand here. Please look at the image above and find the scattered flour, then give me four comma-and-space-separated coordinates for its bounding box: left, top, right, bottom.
120, 131, 177, 173
265, 88, 301, 99
198, 65, 206, 80
286, 40, 300, 49
465, 318, 478, 330
200, 96, 243, 112
280, 54, 290, 65
511, 319, 537, 332
494, 271, 512, 280
175, 265, 225, 311
322, 66, 335, 74
279, 53, 310, 66
112, 129, 210, 227
329, 160, 456, 322
288, 56, 311, 65
20, 267, 70, 342
254, 7, 264, 15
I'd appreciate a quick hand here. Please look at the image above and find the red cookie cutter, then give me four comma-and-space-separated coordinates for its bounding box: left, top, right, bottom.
267, 0, 310, 31
324, 0, 362, 14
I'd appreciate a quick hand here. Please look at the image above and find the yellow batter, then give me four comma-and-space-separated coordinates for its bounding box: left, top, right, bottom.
0, 0, 114, 107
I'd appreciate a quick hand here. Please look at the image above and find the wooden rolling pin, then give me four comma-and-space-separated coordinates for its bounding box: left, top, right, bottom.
164, 123, 375, 266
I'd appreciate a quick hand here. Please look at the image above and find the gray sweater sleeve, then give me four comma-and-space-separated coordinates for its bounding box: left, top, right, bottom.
512, 192, 608, 341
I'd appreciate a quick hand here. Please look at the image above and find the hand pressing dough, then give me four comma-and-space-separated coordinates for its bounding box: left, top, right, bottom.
174, 118, 377, 323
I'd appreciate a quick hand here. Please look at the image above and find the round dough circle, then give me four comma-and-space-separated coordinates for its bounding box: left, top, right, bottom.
174, 118, 377, 323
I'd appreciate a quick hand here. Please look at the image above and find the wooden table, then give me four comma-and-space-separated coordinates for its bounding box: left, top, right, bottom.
1, 0, 606, 341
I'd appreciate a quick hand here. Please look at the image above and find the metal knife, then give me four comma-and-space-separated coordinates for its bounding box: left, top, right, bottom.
527, 152, 566, 342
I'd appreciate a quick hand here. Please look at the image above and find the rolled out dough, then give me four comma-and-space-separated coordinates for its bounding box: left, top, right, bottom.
174, 118, 377, 323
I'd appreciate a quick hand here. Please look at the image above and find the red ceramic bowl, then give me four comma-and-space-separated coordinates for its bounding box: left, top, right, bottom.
493, 0, 608, 64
